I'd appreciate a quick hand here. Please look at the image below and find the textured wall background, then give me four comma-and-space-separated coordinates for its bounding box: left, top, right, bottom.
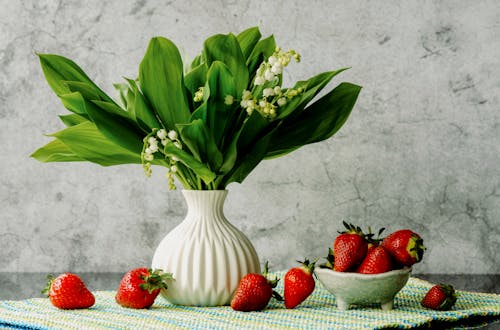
1, 0, 499, 274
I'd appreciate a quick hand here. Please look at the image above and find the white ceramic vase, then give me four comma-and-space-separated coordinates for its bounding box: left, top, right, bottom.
151, 190, 261, 306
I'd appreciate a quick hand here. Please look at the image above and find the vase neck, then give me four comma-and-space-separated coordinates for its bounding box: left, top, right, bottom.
182, 190, 228, 221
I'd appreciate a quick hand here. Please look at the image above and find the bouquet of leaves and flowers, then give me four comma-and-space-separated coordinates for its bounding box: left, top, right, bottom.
32, 27, 361, 190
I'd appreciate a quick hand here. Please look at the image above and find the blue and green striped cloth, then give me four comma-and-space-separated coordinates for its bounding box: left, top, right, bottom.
0, 275, 499, 329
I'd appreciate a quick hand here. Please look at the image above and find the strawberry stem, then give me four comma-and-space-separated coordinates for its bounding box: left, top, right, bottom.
41, 274, 54, 296
272, 290, 283, 301
319, 248, 335, 269
139, 269, 173, 294
262, 261, 280, 288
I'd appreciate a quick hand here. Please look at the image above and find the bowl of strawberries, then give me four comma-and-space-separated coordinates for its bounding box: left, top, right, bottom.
315, 222, 425, 311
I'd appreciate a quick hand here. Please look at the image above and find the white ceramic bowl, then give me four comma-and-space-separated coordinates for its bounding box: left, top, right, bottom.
315, 267, 412, 310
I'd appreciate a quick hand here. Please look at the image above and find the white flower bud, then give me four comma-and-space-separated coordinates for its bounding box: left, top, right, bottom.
269, 108, 276, 117
157, 129, 167, 140
268, 56, 278, 65
148, 137, 158, 146
246, 107, 253, 115
144, 153, 154, 161
271, 63, 282, 74
194, 87, 204, 102
224, 95, 234, 105
171, 156, 179, 162
263, 88, 274, 98
170, 165, 178, 173
279, 56, 290, 66
145, 147, 153, 154
277, 97, 287, 107
254, 76, 265, 85
274, 86, 282, 95
259, 100, 267, 108
148, 144, 159, 153
161, 139, 168, 146
168, 130, 178, 140
246, 100, 255, 108
264, 69, 274, 81
242, 90, 252, 100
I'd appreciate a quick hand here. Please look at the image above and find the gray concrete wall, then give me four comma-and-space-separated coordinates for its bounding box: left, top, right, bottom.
1, 0, 499, 274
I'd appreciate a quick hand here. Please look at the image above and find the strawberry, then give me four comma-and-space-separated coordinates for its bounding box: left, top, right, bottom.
115, 268, 172, 309
381, 229, 425, 266
231, 262, 282, 312
333, 222, 368, 272
42, 273, 95, 309
356, 246, 393, 274
284, 259, 316, 309
421, 284, 457, 310
365, 227, 386, 253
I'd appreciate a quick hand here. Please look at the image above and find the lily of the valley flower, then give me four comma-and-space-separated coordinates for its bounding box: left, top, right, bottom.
193, 87, 204, 102
263, 88, 274, 98
224, 95, 234, 105
253, 47, 301, 86
167, 130, 178, 141
277, 97, 287, 107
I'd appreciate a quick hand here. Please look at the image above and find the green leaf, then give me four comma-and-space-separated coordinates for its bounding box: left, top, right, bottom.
163, 141, 216, 184
266, 82, 362, 158
139, 37, 191, 130
218, 130, 239, 174
236, 26, 262, 60
277, 69, 349, 120
203, 33, 248, 98
184, 63, 208, 103
37, 54, 115, 104
64, 81, 102, 101
190, 102, 207, 123
237, 110, 268, 151
177, 119, 223, 171
86, 100, 145, 153
246, 35, 276, 75
59, 113, 88, 127
222, 131, 274, 186
190, 54, 203, 70
46, 121, 141, 166
59, 92, 87, 115
113, 82, 129, 108
31, 139, 84, 163
205, 61, 236, 146
125, 78, 162, 130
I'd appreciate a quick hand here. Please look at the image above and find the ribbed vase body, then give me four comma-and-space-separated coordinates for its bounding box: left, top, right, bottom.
151, 190, 261, 306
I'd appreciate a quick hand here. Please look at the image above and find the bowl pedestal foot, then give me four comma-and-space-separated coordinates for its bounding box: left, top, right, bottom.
381, 300, 394, 310
336, 299, 350, 311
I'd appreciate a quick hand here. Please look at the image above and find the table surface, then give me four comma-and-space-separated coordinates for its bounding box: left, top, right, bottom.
0, 273, 499, 329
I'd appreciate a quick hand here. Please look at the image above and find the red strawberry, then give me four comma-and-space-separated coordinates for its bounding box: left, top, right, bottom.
115, 268, 172, 309
284, 259, 316, 309
333, 222, 368, 272
381, 229, 425, 266
421, 284, 457, 310
356, 246, 393, 274
231, 262, 282, 312
42, 273, 95, 309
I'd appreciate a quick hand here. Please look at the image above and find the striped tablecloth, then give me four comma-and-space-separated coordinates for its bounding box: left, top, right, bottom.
0, 275, 499, 329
